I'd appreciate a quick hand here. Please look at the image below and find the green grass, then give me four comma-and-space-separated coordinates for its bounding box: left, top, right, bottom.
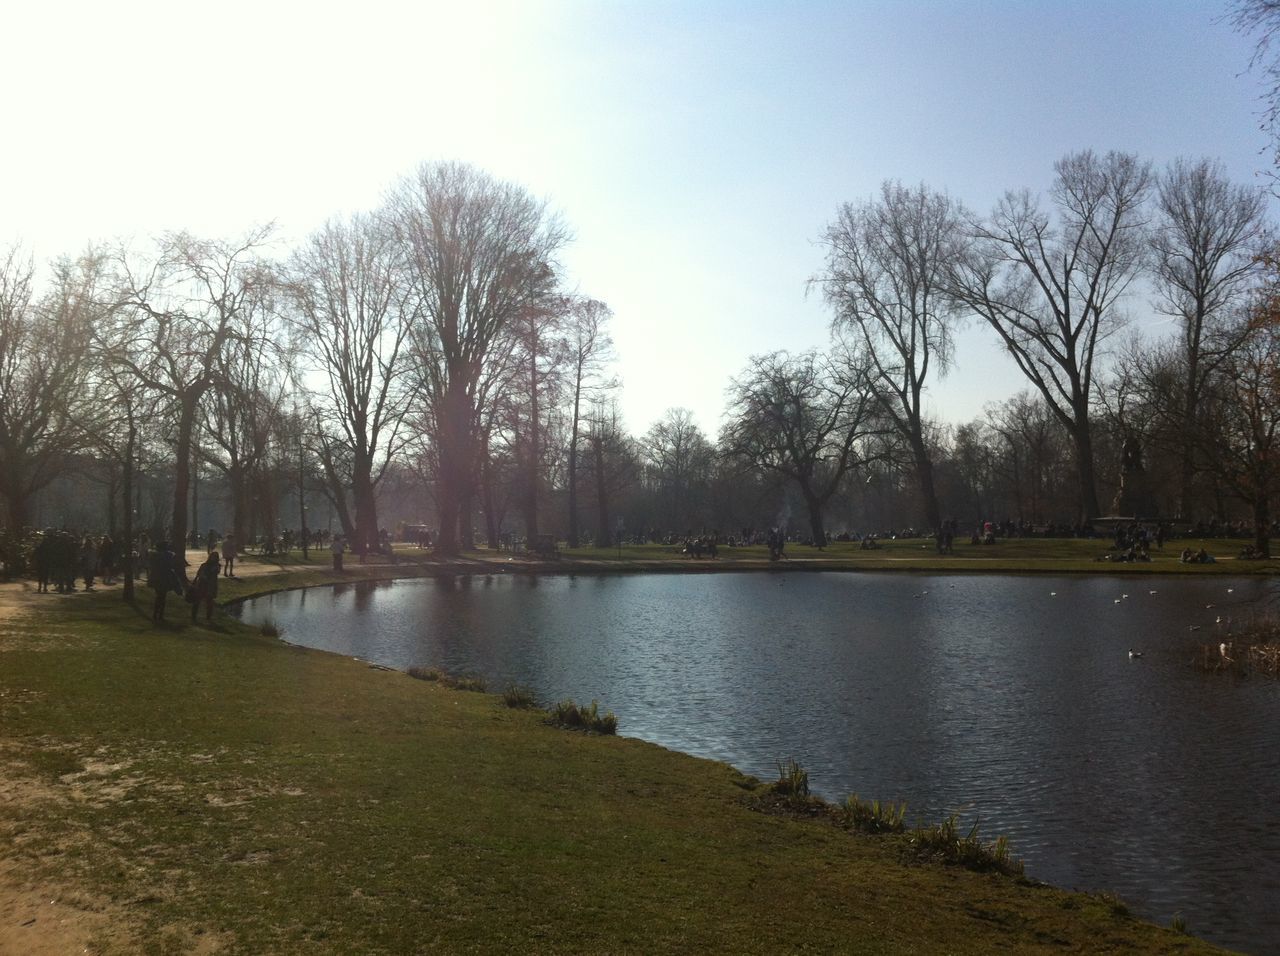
0, 589, 1224, 953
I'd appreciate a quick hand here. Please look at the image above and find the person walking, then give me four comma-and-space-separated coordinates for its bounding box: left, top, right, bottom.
190, 550, 221, 623
221, 534, 237, 578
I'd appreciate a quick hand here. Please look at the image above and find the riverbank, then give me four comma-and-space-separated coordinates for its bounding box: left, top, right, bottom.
0, 560, 1226, 953
218, 536, 1280, 592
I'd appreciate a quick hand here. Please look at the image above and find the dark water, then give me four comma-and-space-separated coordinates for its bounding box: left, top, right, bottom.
233, 572, 1280, 953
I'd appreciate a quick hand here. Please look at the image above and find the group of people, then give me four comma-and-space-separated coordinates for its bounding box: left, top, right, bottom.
31, 530, 120, 593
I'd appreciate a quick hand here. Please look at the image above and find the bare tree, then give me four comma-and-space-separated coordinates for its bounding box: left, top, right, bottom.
200, 285, 287, 545
507, 297, 566, 540
1195, 293, 1280, 557
0, 247, 98, 529
818, 181, 968, 531
642, 408, 716, 535
110, 227, 274, 554
390, 162, 567, 555
1150, 157, 1268, 516
1230, 0, 1280, 180
720, 347, 882, 546
285, 214, 415, 555
584, 398, 638, 548
563, 297, 616, 547
949, 150, 1152, 520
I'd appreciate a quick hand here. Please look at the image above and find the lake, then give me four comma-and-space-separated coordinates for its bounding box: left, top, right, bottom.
232, 571, 1280, 953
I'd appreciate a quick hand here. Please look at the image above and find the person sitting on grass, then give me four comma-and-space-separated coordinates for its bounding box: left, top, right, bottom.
190, 550, 221, 623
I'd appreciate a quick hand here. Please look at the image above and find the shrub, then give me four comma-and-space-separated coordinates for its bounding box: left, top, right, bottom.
502, 684, 539, 709
407, 666, 442, 682
548, 698, 617, 734
259, 619, 280, 638
770, 758, 809, 798
907, 815, 1024, 876
444, 674, 487, 693
1171, 914, 1188, 934
840, 793, 907, 834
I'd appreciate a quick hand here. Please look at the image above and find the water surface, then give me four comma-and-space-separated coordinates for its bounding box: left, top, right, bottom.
233, 571, 1280, 952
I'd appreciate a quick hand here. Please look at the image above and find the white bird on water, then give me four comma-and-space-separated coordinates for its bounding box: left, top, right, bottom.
1129, 649, 1143, 659
1050, 591, 1057, 596
1114, 598, 1122, 604
1149, 590, 1157, 595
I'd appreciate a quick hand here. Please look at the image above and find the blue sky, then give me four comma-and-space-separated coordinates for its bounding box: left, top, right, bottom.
2, 0, 1272, 435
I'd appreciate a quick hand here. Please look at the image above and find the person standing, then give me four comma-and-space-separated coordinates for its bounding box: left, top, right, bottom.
148, 541, 183, 623
80, 536, 97, 591
221, 534, 237, 578
190, 550, 221, 623
330, 534, 344, 572
98, 534, 116, 585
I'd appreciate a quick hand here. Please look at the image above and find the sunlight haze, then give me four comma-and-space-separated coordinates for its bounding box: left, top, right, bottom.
2, 0, 1271, 435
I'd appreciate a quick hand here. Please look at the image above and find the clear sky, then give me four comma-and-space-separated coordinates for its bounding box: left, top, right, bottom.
2, 0, 1272, 436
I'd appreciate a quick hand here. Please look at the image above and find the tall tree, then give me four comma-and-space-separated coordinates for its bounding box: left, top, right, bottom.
584, 398, 638, 548
1195, 288, 1280, 557
200, 285, 286, 545
563, 297, 615, 548
0, 247, 98, 529
1150, 157, 1268, 516
111, 228, 273, 555
818, 181, 968, 531
950, 150, 1151, 520
720, 347, 882, 546
642, 408, 715, 534
285, 215, 415, 555
507, 297, 565, 540
391, 162, 567, 555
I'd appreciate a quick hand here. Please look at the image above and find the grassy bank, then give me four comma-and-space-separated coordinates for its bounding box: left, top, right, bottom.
1, 584, 1222, 953
217, 535, 1279, 586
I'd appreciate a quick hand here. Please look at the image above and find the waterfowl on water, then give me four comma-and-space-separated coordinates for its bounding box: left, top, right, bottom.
1129, 649, 1143, 659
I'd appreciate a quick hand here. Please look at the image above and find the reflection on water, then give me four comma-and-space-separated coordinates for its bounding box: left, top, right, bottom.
233, 572, 1280, 953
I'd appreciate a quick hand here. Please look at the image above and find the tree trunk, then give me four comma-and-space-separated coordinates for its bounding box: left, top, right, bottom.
800, 482, 826, 547
170, 392, 198, 565
524, 352, 541, 539
1177, 450, 1196, 522
1254, 495, 1271, 559
911, 437, 941, 531
191, 441, 199, 546
436, 488, 460, 556
1071, 418, 1102, 521
122, 419, 136, 602
593, 436, 610, 548
567, 377, 582, 548
351, 458, 378, 556
1, 461, 31, 530
460, 483, 476, 551
481, 437, 499, 549
434, 383, 470, 556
